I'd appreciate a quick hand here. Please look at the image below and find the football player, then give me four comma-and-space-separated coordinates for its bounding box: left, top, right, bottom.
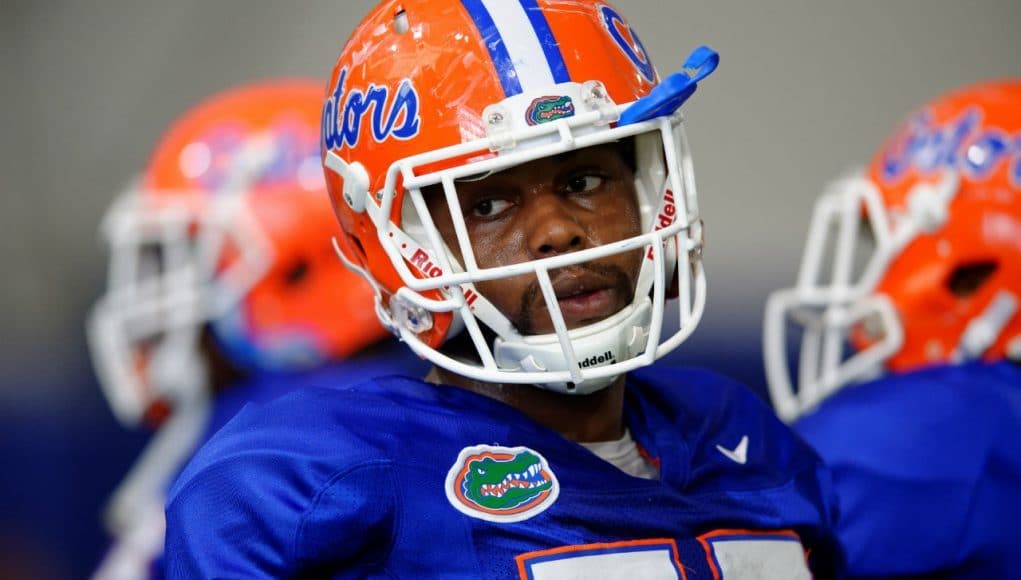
88, 80, 421, 579
764, 79, 1021, 577
165, 2, 843, 577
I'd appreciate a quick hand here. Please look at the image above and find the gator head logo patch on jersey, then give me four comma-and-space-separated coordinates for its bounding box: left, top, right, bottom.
445, 445, 559, 523
526, 96, 575, 126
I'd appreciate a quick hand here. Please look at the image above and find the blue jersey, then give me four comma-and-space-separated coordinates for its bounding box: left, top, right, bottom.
165, 366, 843, 578
795, 361, 1021, 578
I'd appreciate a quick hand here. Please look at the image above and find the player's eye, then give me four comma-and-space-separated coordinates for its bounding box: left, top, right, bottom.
565, 174, 603, 194
471, 198, 512, 218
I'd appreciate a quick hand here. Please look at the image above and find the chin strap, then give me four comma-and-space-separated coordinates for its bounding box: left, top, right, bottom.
492, 298, 652, 394
952, 290, 1019, 362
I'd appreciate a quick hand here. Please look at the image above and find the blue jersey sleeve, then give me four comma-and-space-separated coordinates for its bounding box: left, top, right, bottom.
796, 361, 1021, 578
164, 386, 398, 578
203, 345, 428, 440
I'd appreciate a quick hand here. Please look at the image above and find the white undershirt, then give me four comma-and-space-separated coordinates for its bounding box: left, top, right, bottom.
579, 428, 660, 480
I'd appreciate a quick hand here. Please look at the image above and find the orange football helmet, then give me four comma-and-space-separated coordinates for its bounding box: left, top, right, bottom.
765, 79, 1021, 422
322, 0, 717, 393
89, 80, 388, 427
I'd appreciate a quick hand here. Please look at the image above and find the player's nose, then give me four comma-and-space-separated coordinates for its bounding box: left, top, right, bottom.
524, 194, 586, 258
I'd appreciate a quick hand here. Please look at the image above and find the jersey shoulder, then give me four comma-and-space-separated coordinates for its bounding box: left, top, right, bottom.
174, 374, 463, 493
628, 365, 820, 478
164, 375, 455, 576
796, 361, 1021, 471
205, 343, 428, 436
630, 365, 774, 420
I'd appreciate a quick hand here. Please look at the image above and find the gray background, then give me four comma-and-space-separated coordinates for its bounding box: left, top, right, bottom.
2, 0, 1020, 575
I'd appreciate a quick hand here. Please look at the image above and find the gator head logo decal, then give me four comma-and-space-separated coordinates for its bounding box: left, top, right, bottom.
445, 445, 559, 523
525, 96, 575, 126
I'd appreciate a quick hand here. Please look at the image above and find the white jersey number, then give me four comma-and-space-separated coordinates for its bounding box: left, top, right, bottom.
517, 531, 810, 580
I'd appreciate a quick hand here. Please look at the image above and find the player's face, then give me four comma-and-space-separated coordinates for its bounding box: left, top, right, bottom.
425, 143, 643, 335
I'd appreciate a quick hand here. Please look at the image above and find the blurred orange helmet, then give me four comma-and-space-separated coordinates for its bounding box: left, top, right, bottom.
765, 79, 1021, 422
89, 80, 388, 427
322, 0, 716, 393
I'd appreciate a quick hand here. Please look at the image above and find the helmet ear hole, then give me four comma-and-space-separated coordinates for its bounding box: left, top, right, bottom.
283, 257, 311, 287
347, 233, 368, 265
334, 232, 370, 271
946, 261, 998, 298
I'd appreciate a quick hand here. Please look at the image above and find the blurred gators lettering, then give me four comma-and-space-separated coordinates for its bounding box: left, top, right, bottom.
882, 107, 1021, 186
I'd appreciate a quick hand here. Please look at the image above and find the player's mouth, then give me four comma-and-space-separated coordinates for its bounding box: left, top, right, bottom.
546, 273, 623, 329
513, 264, 635, 335
555, 287, 616, 324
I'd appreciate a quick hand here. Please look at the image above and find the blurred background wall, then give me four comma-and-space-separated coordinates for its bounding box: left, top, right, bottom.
2, 0, 1019, 576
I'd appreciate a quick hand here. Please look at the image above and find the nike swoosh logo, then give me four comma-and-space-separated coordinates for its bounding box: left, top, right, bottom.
716, 435, 749, 465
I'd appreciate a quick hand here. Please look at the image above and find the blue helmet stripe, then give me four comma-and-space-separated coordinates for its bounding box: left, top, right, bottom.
460, 0, 523, 96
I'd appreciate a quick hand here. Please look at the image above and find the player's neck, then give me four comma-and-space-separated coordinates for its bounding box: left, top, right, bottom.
426, 367, 626, 443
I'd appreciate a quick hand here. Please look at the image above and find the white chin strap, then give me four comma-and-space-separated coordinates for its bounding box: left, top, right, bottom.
146, 334, 209, 404
951, 290, 1019, 362
494, 298, 653, 394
